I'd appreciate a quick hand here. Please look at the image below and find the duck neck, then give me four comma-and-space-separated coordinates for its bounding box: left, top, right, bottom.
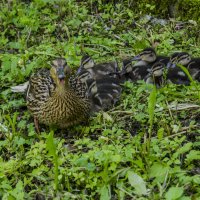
55, 79, 70, 95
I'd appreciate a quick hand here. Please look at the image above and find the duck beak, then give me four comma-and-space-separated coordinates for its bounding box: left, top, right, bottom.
57, 67, 66, 84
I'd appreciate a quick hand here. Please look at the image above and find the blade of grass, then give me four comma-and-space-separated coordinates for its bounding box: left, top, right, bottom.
147, 86, 157, 151
178, 64, 200, 100
46, 131, 59, 192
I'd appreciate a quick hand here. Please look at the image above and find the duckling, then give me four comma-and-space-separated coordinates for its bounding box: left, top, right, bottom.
77, 54, 119, 79
167, 65, 191, 85
120, 48, 169, 82
132, 47, 169, 66
91, 92, 116, 112
145, 62, 167, 87
86, 77, 122, 105
77, 54, 95, 74
146, 61, 191, 86
167, 52, 200, 81
119, 58, 135, 83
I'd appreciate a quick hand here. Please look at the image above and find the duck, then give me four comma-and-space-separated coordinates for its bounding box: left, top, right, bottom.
26, 58, 91, 132
77, 54, 120, 79
167, 52, 200, 82
120, 47, 169, 82
11, 58, 122, 132
88, 82, 120, 112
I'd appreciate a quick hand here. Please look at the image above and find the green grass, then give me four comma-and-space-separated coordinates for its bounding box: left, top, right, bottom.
0, 0, 200, 199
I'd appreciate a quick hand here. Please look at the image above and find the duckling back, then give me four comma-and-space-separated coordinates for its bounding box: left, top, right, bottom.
77, 54, 119, 79
76, 70, 121, 112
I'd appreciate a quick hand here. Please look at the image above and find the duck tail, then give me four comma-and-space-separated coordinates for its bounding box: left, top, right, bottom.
11, 81, 29, 93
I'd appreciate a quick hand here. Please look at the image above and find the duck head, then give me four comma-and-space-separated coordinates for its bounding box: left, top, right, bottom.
50, 58, 71, 87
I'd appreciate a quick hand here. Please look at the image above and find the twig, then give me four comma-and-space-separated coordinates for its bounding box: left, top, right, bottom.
165, 100, 174, 120
152, 125, 199, 139
108, 110, 133, 114
25, 28, 32, 48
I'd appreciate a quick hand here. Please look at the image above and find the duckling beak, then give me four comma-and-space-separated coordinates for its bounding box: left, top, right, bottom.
166, 62, 176, 69
131, 55, 141, 61
76, 66, 82, 75
120, 68, 128, 76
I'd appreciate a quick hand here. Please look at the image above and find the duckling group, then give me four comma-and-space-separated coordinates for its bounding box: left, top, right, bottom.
11, 47, 199, 131
119, 48, 199, 86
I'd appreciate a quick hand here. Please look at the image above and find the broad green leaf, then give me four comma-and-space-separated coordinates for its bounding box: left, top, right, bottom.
100, 185, 110, 200
149, 163, 169, 179
165, 187, 184, 200
127, 170, 147, 195
172, 142, 193, 160
157, 127, 164, 139
46, 131, 56, 156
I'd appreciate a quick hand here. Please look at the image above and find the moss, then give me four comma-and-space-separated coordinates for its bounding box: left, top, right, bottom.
178, 0, 200, 22
129, 0, 200, 23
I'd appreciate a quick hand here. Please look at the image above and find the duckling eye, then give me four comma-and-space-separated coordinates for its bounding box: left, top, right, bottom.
149, 54, 153, 57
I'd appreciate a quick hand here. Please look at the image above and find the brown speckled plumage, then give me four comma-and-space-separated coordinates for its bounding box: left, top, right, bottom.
26, 58, 91, 128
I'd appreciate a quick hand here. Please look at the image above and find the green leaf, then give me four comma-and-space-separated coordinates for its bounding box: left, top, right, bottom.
9, 180, 24, 200
149, 163, 169, 179
157, 127, 164, 139
186, 150, 200, 163
127, 170, 147, 195
46, 131, 59, 191
165, 187, 184, 200
172, 143, 193, 160
100, 185, 110, 200
46, 131, 56, 156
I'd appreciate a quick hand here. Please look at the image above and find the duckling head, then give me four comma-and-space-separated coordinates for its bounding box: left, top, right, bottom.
81, 54, 95, 69
132, 47, 157, 63
151, 62, 166, 77
172, 52, 191, 65
50, 58, 71, 87
167, 52, 191, 68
